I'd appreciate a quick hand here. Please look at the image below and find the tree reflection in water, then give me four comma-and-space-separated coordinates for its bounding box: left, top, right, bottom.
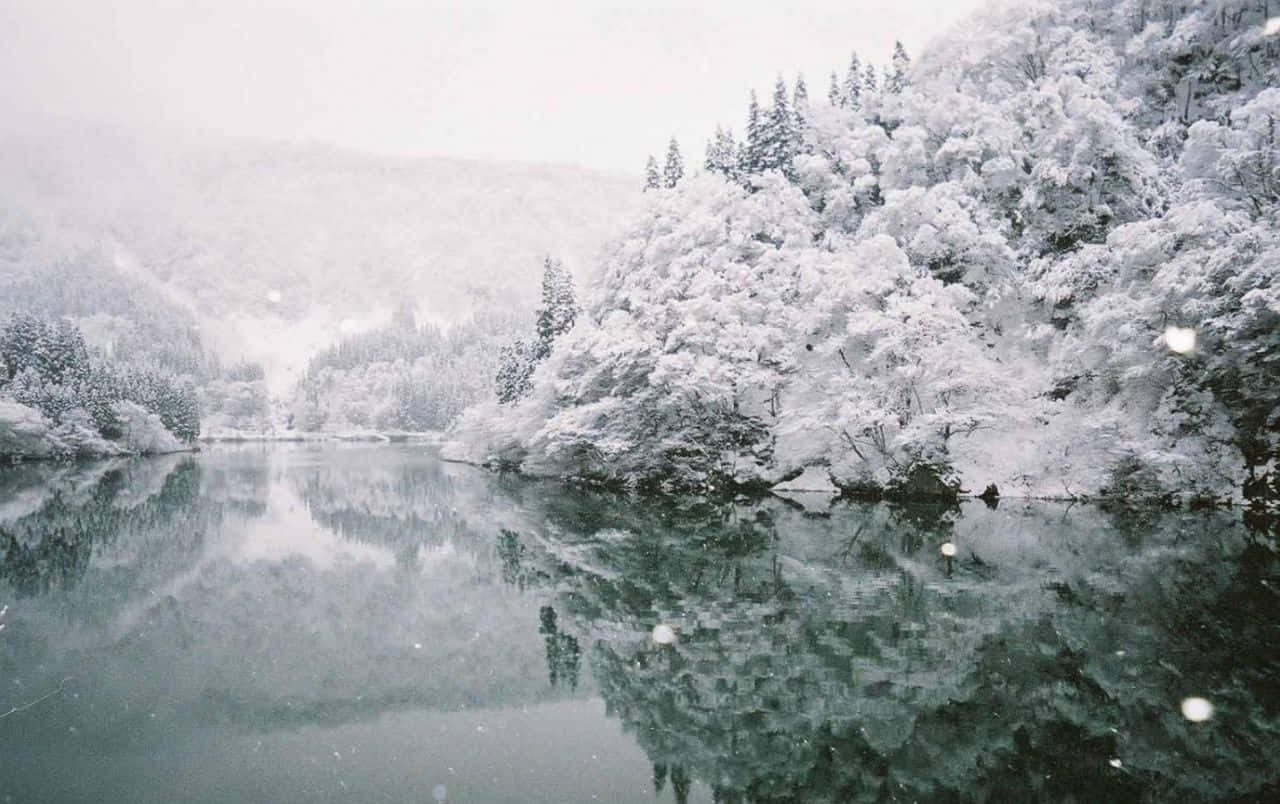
1, 458, 203, 598
496, 488, 1279, 803
1, 449, 1275, 802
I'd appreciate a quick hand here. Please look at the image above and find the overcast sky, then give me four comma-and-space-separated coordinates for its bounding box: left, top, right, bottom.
0, 0, 987, 174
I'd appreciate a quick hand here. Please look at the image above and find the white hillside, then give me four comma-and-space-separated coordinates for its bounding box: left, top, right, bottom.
0, 126, 640, 389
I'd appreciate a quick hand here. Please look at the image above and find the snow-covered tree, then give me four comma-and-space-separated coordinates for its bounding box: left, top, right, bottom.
704, 125, 738, 179
535, 256, 578, 358
740, 90, 765, 176
1183, 88, 1280, 217
760, 76, 796, 177
663, 138, 684, 188
886, 41, 911, 93
495, 339, 537, 404
0, 313, 203, 454
456, 0, 1280, 505
843, 51, 863, 110
644, 155, 661, 191
792, 74, 810, 149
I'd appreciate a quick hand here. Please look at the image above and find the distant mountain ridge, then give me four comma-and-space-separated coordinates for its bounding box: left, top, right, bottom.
0, 126, 640, 390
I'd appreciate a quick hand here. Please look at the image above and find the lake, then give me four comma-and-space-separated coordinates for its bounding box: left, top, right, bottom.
0, 444, 1276, 803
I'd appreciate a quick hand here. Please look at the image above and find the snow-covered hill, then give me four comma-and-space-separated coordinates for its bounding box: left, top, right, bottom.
0, 126, 640, 391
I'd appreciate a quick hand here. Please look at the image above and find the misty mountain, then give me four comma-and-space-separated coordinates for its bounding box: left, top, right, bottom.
0, 126, 639, 389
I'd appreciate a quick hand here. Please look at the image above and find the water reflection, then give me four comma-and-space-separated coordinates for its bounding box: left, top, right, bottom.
0, 445, 1276, 803
493, 485, 1280, 803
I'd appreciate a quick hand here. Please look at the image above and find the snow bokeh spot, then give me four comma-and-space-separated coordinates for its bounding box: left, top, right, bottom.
1264, 17, 1280, 36
1181, 697, 1214, 722
940, 542, 957, 557
432, 783, 448, 801
652, 624, 676, 645
1164, 326, 1196, 354
1109, 758, 1123, 769
265, 289, 283, 304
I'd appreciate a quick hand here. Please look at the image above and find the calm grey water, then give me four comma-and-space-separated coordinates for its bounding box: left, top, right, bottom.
0, 445, 1276, 803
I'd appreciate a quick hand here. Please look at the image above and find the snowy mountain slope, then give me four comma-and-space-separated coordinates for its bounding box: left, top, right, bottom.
0, 126, 640, 390
448, 0, 1280, 505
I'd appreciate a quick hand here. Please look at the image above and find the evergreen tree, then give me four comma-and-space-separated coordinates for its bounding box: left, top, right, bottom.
495, 339, 536, 404
793, 75, 810, 149
760, 76, 796, 176
494, 257, 579, 404
843, 51, 863, 110
705, 125, 738, 178
827, 71, 842, 107
535, 256, 578, 359
0, 314, 89, 388
663, 137, 684, 188
166, 379, 201, 442
740, 90, 765, 175
886, 41, 911, 93
644, 155, 661, 191
864, 62, 878, 94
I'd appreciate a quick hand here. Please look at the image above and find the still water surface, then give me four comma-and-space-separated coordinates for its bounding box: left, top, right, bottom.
0, 445, 1276, 802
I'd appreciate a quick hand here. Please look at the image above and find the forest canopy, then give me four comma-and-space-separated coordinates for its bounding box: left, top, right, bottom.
448, 0, 1280, 507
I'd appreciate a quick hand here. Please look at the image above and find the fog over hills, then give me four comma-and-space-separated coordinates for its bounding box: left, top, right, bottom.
0, 125, 639, 390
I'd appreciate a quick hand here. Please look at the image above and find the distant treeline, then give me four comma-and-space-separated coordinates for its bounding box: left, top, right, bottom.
293, 304, 523, 432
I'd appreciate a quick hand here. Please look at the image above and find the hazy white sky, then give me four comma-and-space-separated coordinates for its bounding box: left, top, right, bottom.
0, 0, 987, 174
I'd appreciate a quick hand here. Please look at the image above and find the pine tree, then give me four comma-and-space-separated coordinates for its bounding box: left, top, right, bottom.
495, 257, 579, 403
705, 125, 738, 178
760, 76, 796, 177
740, 90, 764, 176
663, 137, 684, 188
887, 41, 911, 93
168, 379, 201, 442
864, 62, 878, 94
828, 71, 842, 107
495, 339, 536, 404
644, 155, 661, 191
788, 76, 808, 156
534, 256, 578, 360
788, 74, 808, 126
843, 52, 863, 110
